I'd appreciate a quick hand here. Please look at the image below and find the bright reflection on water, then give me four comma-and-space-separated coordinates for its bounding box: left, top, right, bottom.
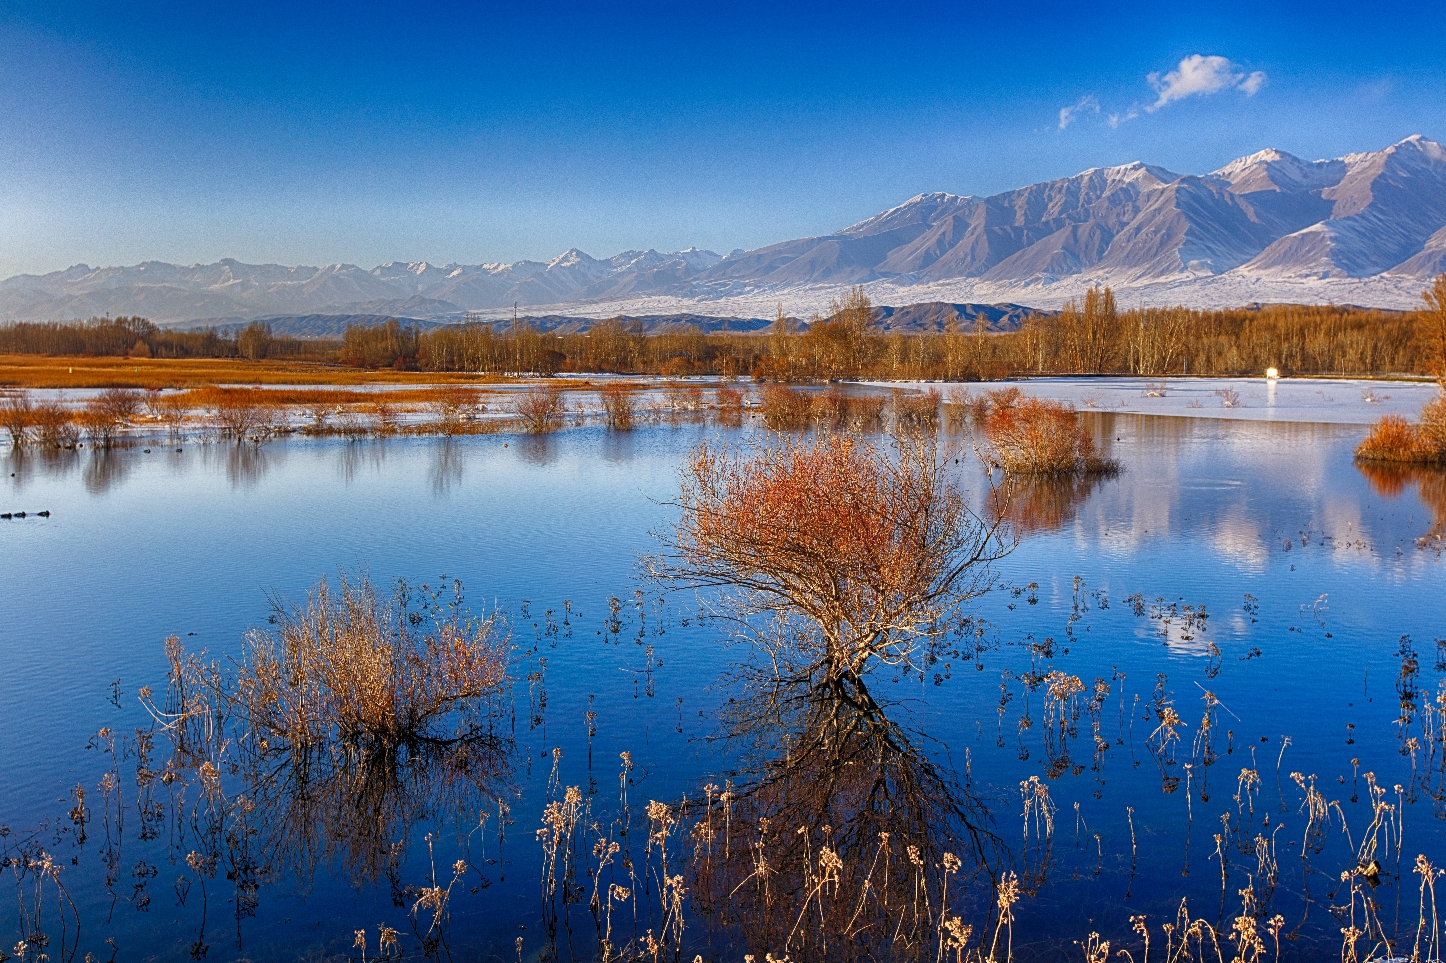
1, 413, 1444, 961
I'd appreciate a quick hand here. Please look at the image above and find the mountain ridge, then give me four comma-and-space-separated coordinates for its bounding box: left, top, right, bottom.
3, 135, 1444, 324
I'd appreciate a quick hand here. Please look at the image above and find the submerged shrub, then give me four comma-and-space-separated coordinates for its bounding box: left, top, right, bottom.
31, 401, 79, 449
599, 382, 636, 431
208, 388, 265, 440
171, 574, 509, 749
759, 385, 812, 431
429, 387, 482, 435
984, 397, 1116, 475
511, 384, 567, 434
1, 391, 34, 447
1357, 396, 1446, 465
892, 388, 941, 428
714, 384, 746, 426
653, 431, 1009, 690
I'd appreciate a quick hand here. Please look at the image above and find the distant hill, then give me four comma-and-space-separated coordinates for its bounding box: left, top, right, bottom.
180, 303, 1044, 339
4, 135, 1443, 323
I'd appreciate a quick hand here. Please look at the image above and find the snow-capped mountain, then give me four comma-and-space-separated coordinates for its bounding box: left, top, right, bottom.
3, 136, 1444, 324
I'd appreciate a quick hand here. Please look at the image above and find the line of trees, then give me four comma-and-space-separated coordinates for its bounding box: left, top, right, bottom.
0, 317, 335, 360
384, 284, 1439, 381
4, 276, 1444, 380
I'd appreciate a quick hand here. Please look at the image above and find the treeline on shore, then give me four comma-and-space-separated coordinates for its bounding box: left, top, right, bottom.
5, 278, 1445, 380
0, 316, 335, 361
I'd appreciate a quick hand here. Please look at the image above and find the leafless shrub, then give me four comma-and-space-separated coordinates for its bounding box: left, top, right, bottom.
96, 387, 141, 423
305, 400, 336, 432
511, 384, 567, 434
370, 400, 398, 435
759, 385, 812, 431
651, 431, 1010, 691
663, 382, 704, 412
151, 393, 188, 438
1357, 396, 1446, 465
210, 389, 264, 441
984, 397, 1117, 476
1215, 387, 1243, 408
714, 384, 746, 426
893, 388, 941, 428
167, 574, 509, 748
429, 388, 482, 435
32, 401, 79, 448
76, 398, 122, 447
810, 386, 851, 427
1, 391, 33, 447
600, 383, 636, 431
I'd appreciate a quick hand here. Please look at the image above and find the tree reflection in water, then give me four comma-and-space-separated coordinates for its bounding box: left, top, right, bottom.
685, 670, 1003, 961
1357, 460, 1446, 542
990, 471, 1111, 535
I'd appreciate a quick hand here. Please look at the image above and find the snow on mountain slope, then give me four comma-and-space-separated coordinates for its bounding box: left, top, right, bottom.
4, 137, 1445, 325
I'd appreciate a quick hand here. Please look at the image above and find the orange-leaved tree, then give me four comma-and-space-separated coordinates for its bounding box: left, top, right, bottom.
651, 431, 1010, 698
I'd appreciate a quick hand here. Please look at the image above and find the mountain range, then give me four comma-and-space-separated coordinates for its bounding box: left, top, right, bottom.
4, 135, 1444, 325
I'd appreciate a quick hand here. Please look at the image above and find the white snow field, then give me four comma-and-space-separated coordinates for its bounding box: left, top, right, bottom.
868, 376, 1442, 426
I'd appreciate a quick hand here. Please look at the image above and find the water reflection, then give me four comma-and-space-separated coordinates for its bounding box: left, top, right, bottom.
1358, 460, 1446, 541
429, 439, 464, 494
235, 734, 509, 887
82, 448, 132, 494
514, 434, 559, 467
689, 673, 999, 958
3, 447, 79, 494
338, 437, 387, 484
600, 429, 638, 464
992, 472, 1113, 534
202, 441, 284, 489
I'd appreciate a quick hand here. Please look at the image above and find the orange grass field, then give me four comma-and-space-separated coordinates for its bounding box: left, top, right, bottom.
0, 355, 516, 390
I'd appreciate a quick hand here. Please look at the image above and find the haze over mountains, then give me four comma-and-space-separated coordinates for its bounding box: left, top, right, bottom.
5, 135, 1444, 326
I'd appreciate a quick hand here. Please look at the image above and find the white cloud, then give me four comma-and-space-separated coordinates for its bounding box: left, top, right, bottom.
1239, 70, 1268, 96
1058, 95, 1099, 130
1147, 55, 1267, 111
1058, 55, 1266, 132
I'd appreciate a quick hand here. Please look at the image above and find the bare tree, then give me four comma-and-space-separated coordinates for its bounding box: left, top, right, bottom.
650, 431, 1011, 695
1423, 273, 1446, 386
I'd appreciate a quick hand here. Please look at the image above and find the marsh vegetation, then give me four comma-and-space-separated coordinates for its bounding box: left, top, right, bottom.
4, 391, 1446, 962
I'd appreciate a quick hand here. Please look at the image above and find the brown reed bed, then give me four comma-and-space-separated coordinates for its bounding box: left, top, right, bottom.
0, 354, 509, 390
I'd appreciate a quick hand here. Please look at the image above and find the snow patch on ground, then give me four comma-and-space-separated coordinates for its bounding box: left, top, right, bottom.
455, 273, 1434, 321
867, 376, 1441, 426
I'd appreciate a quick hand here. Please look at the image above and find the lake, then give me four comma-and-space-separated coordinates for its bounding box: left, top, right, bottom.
2, 393, 1445, 962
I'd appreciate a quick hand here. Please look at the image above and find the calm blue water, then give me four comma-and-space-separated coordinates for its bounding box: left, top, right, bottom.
2, 412, 1444, 961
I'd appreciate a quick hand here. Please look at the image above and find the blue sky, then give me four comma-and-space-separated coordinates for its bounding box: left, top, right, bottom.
2, 0, 1443, 278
